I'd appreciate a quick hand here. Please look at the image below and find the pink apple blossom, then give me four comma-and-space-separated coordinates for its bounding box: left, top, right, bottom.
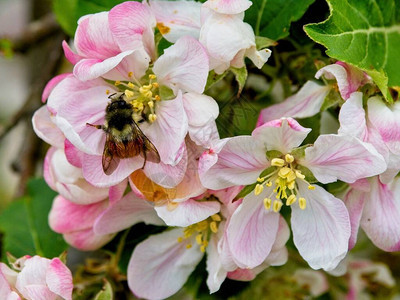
257, 62, 371, 125
0, 256, 73, 300
149, 0, 271, 74
127, 187, 289, 299
199, 118, 386, 270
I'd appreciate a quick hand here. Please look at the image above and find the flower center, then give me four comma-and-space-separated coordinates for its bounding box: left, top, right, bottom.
254, 154, 314, 212
107, 73, 161, 123
177, 214, 222, 253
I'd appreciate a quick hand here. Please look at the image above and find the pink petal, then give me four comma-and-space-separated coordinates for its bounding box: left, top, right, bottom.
32, 106, 65, 148
18, 285, 56, 300
63, 227, 115, 251
199, 136, 268, 190
206, 235, 227, 293
203, 0, 252, 14
291, 181, 351, 270
343, 187, 366, 249
302, 134, 387, 184
109, 1, 156, 57
48, 76, 113, 155
74, 12, 120, 59
361, 177, 400, 251
183, 93, 219, 127
155, 198, 220, 227
128, 228, 203, 300
315, 62, 368, 100
153, 36, 209, 94
82, 153, 143, 188
49, 196, 108, 233
227, 188, 280, 269
62, 40, 82, 65
368, 96, 400, 155
94, 192, 164, 235
64, 139, 83, 168
252, 117, 311, 154
108, 179, 128, 204
42, 73, 71, 103
15, 256, 50, 297
149, 0, 201, 43
338, 92, 367, 139
257, 81, 331, 126
189, 119, 220, 148
143, 91, 188, 165
46, 258, 73, 300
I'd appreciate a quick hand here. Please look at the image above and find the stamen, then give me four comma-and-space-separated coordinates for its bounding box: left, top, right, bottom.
211, 214, 221, 222
125, 90, 135, 100
273, 200, 283, 212
286, 170, 297, 182
308, 185, 315, 190
152, 82, 159, 88
295, 170, 305, 179
128, 71, 133, 77
154, 95, 161, 101
114, 80, 121, 86
254, 184, 264, 195
263, 198, 271, 210
271, 158, 285, 167
299, 197, 306, 210
149, 114, 157, 123
149, 74, 157, 80
148, 100, 154, 108
266, 181, 272, 187
105, 89, 110, 95
257, 177, 264, 183
285, 154, 294, 163
210, 221, 218, 233
186, 244, 192, 249
286, 194, 297, 205
196, 234, 203, 245
278, 167, 291, 178
127, 82, 135, 89
177, 237, 183, 243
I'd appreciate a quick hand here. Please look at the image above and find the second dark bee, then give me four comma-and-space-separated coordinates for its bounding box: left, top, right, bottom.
87, 94, 160, 175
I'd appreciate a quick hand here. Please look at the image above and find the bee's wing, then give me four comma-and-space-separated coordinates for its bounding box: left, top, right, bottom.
102, 134, 121, 175
131, 121, 161, 164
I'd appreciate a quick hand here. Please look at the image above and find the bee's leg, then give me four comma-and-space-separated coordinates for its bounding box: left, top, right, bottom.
141, 152, 147, 169
86, 123, 103, 130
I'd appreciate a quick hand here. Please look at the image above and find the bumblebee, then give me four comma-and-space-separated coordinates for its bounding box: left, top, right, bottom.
87, 94, 160, 175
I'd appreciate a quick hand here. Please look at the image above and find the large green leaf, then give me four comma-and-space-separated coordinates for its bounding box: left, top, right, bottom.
0, 178, 67, 259
53, 0, 131, 36
304, 0, 400, 87
244, 0, 316, 40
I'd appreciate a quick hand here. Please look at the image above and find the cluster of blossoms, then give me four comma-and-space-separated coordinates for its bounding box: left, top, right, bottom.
0, 255, 73, 300
30, 0, 400, 299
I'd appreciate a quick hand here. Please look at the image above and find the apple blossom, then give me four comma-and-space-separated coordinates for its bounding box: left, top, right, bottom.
199, 118, 386, 270
0, 256, 73, 300
127, 187, 289, 299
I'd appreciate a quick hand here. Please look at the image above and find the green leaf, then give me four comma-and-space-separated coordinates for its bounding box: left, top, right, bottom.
245, 0, 316, 40
230, 67, 248, 95
0, 178, 67, 259
53, 0, 131, 36
94, 280, 113, 300
205, 70, 228, 91
255, 36, 277, 50
304, 0, 400, 88
366, 69, 394, 103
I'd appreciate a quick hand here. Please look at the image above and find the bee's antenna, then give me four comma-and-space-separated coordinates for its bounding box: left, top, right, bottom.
108, 93, 117, 99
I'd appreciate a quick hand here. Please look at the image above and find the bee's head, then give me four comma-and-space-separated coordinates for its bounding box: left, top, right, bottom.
107, 99, 132, 113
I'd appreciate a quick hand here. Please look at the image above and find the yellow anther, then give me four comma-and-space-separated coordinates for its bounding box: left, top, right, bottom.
167, 201, 178, 211
143, 84, 153, 90
186, 244, 192, 249
211, 214, 221, 222
278, 167, 291, 178
308, 185, 315, 190
200, 245, 206, 253
295, 170, 305, 179
115, 80, 121, 86
210, 221, 218, 233
149, 114, 157, 123
145, 91, 153, 98
154, 95, 161, 101
266, 181, 272, 187
128, 71, 133, 77
105, 89, 110, 95
285, 154, 294, 163
299, 197, 307, 210
271, 158, 285, 167
254, 184, 264, 196
127, 82, 135, 89
152, 82, 159, 88
124, 90, 135, 100
148, 100, 154, 108
263, 198, 271, 210
196, 234, 203, 245
286, 194, 297, 206
288, 180, 295, 190
149, 74, 157, 79
273, 200, 283, 212
286, 170, 297, 182
177, 237, 183, 243
257, 177, 264, 183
